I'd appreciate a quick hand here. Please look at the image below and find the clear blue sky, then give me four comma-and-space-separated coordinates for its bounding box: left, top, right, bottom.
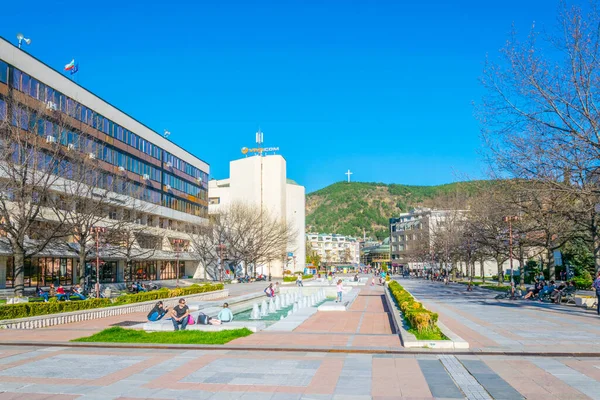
2, 0, 568, 192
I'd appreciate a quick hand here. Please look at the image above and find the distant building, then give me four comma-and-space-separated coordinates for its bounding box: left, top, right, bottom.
306, 233, 360, 266
361, 238, 390, 269
389, 207, 456, 270
208, 154, 305, 277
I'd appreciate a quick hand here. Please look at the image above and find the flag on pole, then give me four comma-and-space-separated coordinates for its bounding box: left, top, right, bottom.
64, 59, 75, 71
70, 64, 78, 75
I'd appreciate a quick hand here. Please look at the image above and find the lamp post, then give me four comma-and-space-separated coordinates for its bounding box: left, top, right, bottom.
90, 226, 106, 298
172, 239, 184, 287
502, 216, 520, 284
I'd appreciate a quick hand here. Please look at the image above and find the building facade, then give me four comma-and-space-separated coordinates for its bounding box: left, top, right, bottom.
208, 154, 305, 277
0, 36, 210, 288
306, 233, 360, 266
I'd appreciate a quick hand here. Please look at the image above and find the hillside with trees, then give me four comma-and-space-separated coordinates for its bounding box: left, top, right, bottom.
305, 181, 486, 239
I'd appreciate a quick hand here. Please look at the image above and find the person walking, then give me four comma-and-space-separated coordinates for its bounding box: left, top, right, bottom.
296, 274, 303, 287
593, 271, 600, 315
336, 279, 343, 303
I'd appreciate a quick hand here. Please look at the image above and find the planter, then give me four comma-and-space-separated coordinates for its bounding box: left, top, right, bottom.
0, 289, 229, 330
384, 285, 468, 349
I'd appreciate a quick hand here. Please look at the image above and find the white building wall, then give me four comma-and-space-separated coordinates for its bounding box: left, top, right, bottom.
208, 155, 305, 277
287, 183, 305, 273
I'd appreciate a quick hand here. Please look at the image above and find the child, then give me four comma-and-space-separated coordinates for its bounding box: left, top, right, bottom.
336, 279, 343, 303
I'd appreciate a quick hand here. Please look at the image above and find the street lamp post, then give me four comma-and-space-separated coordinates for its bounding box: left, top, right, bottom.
173, 239, 184, 287
90, 226, 106, 298
502, 216, 520, 284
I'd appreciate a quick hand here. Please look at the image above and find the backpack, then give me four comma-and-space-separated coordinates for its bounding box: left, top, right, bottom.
187, 314, 196, 325
198, 313, 210, 325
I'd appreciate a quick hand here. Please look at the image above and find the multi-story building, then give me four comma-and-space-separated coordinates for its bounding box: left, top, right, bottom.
306, 233, 360, 266
0, 36, 209, 289
389, 208, 458, 270
208, 153, 305, 277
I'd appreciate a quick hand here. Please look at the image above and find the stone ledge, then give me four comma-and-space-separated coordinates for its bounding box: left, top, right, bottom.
384, 284, 469, 349
0, 289, 229, 330
143, 320, 265, 333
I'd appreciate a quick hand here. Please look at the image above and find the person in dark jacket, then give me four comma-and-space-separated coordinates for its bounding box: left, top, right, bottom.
147, 301, 169, 321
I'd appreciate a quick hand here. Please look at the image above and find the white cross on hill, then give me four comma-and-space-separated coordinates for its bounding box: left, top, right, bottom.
345, 169, 353, 183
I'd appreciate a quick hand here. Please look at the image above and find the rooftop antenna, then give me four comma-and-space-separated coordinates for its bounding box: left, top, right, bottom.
163, 130, 171, 138
16, 33, 31, 49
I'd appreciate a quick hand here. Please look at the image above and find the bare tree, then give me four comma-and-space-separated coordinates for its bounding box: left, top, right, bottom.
479, 1, 600, 270
0, 96, 75, 296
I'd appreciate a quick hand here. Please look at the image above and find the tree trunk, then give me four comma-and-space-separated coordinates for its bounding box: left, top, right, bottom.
547, 248, 555, 281
78, 251, 87, 286
496, 257, 504, 285
519, 256, 525, 287
480, 258, 485, 283
13, 249, 25, 297
593, 214, 600, 272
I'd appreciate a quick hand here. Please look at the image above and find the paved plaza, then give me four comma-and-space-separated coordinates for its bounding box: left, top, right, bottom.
1, 278, 600, 398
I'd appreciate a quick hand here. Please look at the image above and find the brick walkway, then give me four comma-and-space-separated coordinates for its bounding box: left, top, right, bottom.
229, 285, 402, 350
0, 345, 598, 399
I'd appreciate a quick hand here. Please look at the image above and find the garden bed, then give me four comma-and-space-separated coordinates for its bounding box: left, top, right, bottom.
72, 326, 252, 345
385, 281, 468, 349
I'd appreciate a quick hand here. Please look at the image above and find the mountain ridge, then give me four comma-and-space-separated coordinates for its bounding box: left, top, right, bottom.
305, 180, 486, 240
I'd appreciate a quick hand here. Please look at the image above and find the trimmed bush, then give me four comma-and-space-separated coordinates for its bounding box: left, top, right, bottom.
0, 283, 224, 320
388, 281, 439, 334
0, 298, 112, 320
283, 274, 313, 282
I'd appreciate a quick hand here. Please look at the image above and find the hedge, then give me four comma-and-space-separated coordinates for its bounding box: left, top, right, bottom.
283, 274, 313, 282
0, 283, 224, 320
388, 281, 439, 334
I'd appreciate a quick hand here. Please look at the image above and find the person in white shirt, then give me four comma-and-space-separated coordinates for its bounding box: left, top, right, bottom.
217, 302, 233, 322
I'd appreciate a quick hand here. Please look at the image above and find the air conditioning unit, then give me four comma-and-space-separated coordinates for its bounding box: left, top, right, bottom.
143, 174, 150, 180
118, 166, 125, 172
88, 153, 96, 159
166, 161, 172, 168
166, 184, 171, 191
67, 143, 75, 150
45, 101, 57, 111
45, 135, 56, 144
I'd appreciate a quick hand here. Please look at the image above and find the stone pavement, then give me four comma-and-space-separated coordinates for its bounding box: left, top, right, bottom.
229, 285, 402, 350
0, 345, 600, 399
398, 278, 600, 353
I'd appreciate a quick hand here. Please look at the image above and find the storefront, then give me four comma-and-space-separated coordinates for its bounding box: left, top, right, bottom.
5, 257, 75, 288
123, 260, 185, 282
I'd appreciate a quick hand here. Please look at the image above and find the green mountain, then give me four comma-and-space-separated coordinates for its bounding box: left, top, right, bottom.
305, 181, 485, 240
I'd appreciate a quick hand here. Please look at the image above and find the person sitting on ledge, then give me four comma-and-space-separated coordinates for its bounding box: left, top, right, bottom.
264, 283, 275, 298
217, 303, 233, 323
56, 284, 69, 301
147, 301, 169, 321
36, 286, 49, 302
171, 298, 190, 331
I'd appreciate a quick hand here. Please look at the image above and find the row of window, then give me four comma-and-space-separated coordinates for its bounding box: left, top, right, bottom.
1, 60, 207, 182
163, 172, 204, 198
4, 99, 207, 216
3, 257, 187, 287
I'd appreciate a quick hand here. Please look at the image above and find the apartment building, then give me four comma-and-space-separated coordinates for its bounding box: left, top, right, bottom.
306, 233, 360, 266
0, 36, 209, 288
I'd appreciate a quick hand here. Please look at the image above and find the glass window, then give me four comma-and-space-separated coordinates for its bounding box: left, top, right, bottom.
0, 98, 6, 121
0, 60, 7, 83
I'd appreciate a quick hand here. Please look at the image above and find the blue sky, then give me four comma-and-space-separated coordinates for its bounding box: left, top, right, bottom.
1, 0, 568, 192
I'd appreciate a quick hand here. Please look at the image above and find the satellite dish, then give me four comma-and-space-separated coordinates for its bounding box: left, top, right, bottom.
24, 38, 31, 45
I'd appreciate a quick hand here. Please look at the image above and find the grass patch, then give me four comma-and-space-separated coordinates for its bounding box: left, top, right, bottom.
408, 326, 448, 341
72, 326, 252, 345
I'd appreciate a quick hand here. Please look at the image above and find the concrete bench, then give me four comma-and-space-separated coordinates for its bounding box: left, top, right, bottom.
142, 318, 266, 333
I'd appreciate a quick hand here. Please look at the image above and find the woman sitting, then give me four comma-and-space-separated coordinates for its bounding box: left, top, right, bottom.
147, 301, 169, 321
264, 283, 275, 298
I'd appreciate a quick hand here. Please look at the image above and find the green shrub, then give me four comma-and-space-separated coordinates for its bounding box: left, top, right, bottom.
0, 298, 112, 320
573, 276, 593, 290
0, 283, 224, 320
283, 275, 313, 282
113, 283, 224, 305
388, 281, 439, 335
